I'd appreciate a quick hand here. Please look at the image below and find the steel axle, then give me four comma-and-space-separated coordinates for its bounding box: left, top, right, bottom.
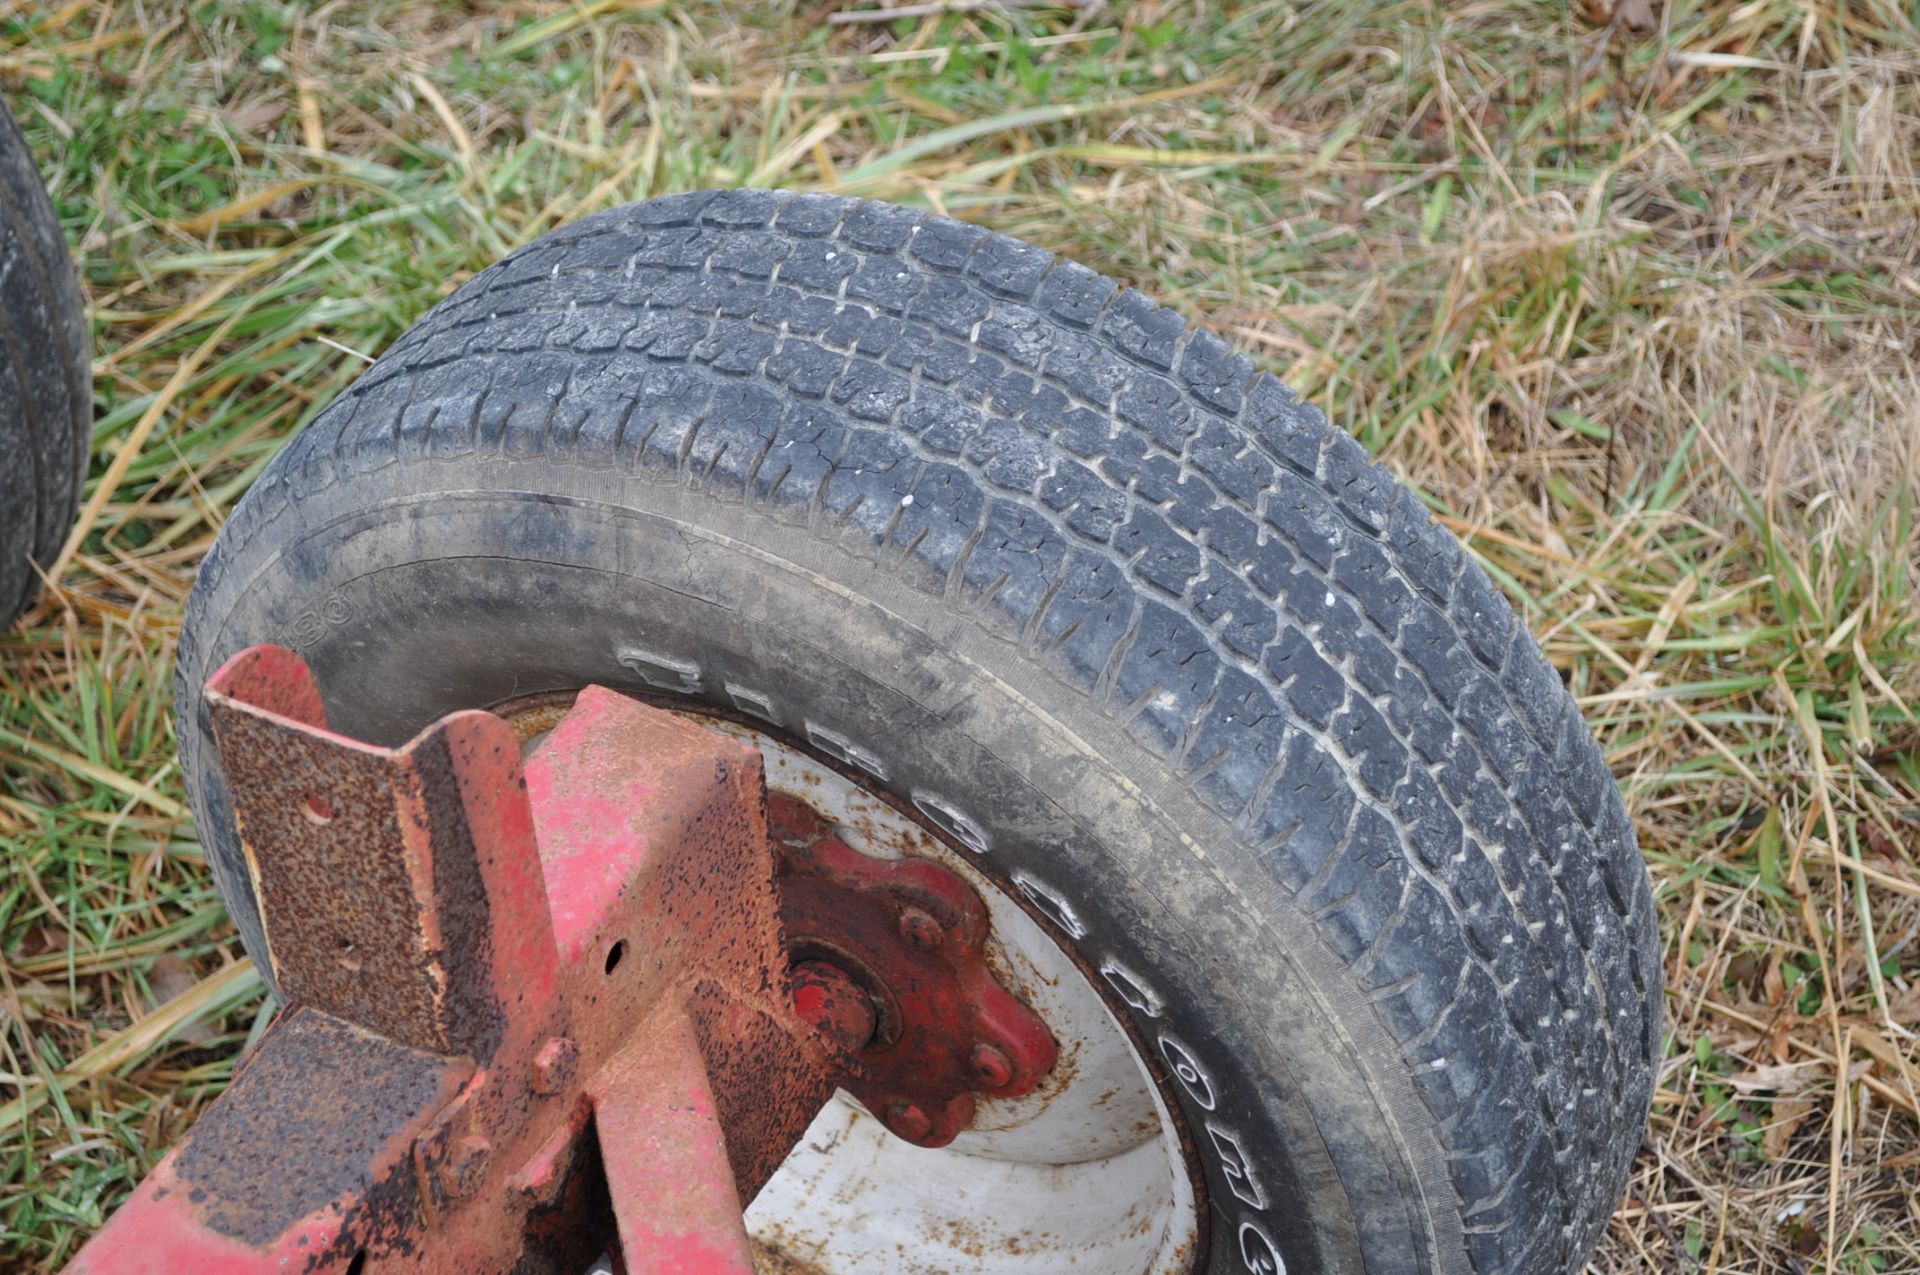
67, 645, 1055, 1274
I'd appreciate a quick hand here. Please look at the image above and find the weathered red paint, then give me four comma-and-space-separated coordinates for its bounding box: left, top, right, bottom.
772, 792, 1060, 1148
67, 646, 1057, 1273
787, 960, 877, 1056
595, 1010, 758, 1275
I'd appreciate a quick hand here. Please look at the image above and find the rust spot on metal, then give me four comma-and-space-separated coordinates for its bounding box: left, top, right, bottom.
490, 692, 579, 751
682, 978, 842, 1202
749, 1236, 836, 1275
406, 730, 507, 1062
170, 1006, 468, 1249
210, 697, 450, 1050
206, 650, 555, 1063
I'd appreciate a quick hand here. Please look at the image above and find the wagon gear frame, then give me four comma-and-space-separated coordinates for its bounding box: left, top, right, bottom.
69, 644, 1065, 1273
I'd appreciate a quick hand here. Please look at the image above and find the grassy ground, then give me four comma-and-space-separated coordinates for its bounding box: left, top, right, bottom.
2, 0, 1917, 1270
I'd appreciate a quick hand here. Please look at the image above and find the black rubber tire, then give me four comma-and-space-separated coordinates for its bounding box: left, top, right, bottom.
0, 95, 89, 624
176, 190, 1660, 1275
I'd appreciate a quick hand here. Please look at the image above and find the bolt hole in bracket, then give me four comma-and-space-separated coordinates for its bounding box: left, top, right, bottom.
64, 645, 1057, 1274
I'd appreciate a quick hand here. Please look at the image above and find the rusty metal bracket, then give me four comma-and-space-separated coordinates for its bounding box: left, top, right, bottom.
66, 646, 1051, 1274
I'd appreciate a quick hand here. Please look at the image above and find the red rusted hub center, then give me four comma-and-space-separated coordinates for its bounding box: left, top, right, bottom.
770, 793, 1058, 1148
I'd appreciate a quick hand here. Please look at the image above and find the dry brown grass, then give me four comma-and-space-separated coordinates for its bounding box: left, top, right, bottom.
1, 1, 1917, 1270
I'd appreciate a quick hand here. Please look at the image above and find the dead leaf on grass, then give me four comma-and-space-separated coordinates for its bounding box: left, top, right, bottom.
1764, 1094, 1816, 1160
146, 954, 218, 1047
1888, 982, 1920, 1027
1763, 952, 1787, 1009
1728, 1060, 1821, 1093
1585, 0, 1658, 34
2, 979, 77, 1025
1846, 1023, 1919, 1082
17, 923, 70, 958
225, 98, 288, 135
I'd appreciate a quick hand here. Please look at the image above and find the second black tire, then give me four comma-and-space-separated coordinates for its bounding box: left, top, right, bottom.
0, 96, 90, 624
176, 189, 1661, 1275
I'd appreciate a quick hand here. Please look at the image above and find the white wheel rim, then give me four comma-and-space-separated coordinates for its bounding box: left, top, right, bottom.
671, 714, 1204, 1275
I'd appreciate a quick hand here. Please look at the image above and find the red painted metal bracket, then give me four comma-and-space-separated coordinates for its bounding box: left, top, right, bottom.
65, 646, 1054, 1273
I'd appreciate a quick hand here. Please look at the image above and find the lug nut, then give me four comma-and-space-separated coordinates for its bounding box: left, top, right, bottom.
885, 1100, 932, 1143
971, 1042, 1014, 1089
898, 907, 943, 950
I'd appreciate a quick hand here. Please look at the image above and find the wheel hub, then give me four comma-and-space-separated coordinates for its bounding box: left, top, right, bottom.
769, 791, 1057, 1148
